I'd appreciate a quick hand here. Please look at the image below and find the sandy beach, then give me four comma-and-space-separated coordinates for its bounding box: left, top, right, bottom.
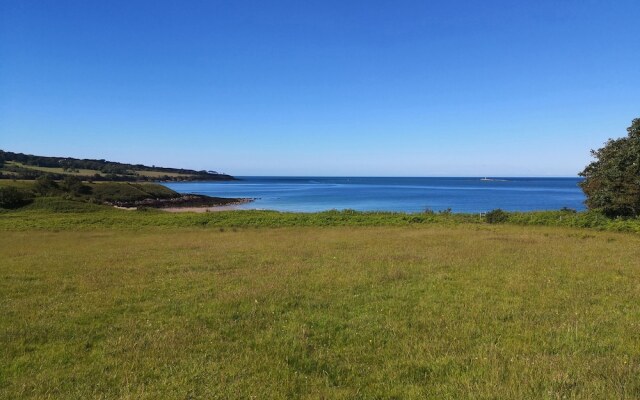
161, 205, 245, 212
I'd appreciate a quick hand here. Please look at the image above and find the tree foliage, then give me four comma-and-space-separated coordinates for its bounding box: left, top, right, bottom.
579, 118, 640, 217
34, 174, 59, 195
61, 176, 91, 196
0, 187, 30, 209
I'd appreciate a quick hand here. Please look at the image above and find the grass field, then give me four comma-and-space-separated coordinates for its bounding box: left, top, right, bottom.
1, 216, 640, 398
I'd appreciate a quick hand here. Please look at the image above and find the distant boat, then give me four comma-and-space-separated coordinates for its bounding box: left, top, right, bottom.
480, 177, 508, 182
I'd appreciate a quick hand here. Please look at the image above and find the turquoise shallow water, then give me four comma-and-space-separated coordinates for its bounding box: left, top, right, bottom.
163, 177, 585, 213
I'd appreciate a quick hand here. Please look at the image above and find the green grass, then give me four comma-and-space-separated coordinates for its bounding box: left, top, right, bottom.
0, 204, 476, 230
1, 223, 639, 399
17, 197, 109, 213
0, 180, 38, 190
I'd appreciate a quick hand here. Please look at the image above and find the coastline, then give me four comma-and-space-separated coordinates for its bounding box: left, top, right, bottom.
161, 177, 586, 214
107, 194, 254, 210
161, 205, 245, 212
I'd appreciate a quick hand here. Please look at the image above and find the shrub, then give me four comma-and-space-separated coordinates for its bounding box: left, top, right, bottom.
61, 175, 91, 195
0, 186, 31, 209
485, 209, 508, 224
34, 174, 59, 195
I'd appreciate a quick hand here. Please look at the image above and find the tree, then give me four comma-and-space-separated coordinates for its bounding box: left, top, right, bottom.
34, 174, 59, 195
579, 118, 640, 217
0, 187, 30, 208
61, 175, 91, 195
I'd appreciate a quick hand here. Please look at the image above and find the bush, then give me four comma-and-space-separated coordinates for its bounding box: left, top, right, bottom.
34, 174, 59, 195
21, 197, 105, 213
0, 186, 31, 209
485, 209, 508, 224
61, 176, 91, 195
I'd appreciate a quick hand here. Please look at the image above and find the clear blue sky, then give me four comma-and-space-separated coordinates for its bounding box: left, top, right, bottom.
1, 0, 638, 176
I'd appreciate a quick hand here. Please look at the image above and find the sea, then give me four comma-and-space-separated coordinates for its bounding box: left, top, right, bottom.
162, 177, 585, 213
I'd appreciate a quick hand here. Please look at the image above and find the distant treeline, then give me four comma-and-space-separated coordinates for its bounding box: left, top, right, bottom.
0, 150, 236, 182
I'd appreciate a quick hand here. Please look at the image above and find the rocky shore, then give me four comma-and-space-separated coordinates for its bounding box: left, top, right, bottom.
107, 194, 254, 209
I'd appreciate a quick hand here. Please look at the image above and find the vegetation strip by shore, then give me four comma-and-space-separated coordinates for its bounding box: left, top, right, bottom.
0, 197, 639, 233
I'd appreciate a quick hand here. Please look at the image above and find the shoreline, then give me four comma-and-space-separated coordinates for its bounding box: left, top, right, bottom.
161, 205, 245, 212
108, 194, 254, 209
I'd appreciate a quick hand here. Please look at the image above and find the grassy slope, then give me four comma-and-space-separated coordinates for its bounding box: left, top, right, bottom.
5, 161, 108, 176
1, 215, 640, 398
2, 198, 640, 234
0, 180, 35, 190
88, 182, 179, 202
4, 161, 196, 179
0, 180, 180, 203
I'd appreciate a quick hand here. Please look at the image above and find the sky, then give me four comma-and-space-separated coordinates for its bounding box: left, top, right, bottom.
1, 0, 639, 176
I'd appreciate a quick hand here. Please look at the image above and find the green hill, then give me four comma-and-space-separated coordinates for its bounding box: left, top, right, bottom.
0, 150, 236, 182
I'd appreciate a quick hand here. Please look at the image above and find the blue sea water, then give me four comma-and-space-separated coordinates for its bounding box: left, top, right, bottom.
163, 177, 585, 213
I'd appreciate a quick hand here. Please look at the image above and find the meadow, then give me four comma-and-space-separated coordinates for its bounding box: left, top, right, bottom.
2, 203, 640, 398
